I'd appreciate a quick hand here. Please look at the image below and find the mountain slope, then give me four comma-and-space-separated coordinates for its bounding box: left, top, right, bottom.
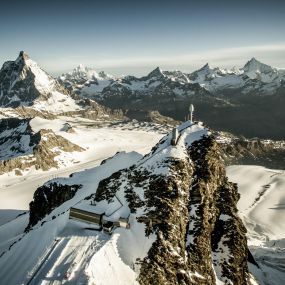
227, 165, 285, 285
0, 121, 257, 284
0, 52, 124, 120
0, 51, 73, 109
0, 117, 83, 174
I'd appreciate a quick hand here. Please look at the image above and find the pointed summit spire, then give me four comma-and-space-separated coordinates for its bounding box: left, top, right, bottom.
243, 57, 272, 73
18, 51, 30, 61
202, 63, 210, 69
77, 64, 85, 71
147, 67, 164, 78
15, 51, 30, 65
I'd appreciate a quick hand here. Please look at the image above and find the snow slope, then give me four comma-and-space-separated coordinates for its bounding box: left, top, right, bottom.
0, 121, 209, 285
0, 151, 142, 285
227, 165, 285, 285
0, 118, 164, 210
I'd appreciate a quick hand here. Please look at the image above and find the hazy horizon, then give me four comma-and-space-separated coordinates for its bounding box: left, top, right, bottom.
1, 0, 285, 76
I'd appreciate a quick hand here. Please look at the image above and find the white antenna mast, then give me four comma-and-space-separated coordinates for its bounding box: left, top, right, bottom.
189, 104, 194, 122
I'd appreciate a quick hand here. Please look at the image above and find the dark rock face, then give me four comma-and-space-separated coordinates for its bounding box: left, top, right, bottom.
94, 130, 252, 284
187, 137, 248, 284
0, 51, 68, 108
219, 137, 285, 169
27, 183, 81, 229
0, 117, 40, 160
0, 118, 83, 174
137, 159, 193, 285
124, 109, 179, 126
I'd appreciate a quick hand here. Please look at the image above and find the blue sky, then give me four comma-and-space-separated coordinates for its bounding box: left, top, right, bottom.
0, 0, 285, 75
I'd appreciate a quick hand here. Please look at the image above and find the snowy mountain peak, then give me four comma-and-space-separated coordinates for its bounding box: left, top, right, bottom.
72, 64, 98, 77
200, 62, 211, 70
0, 52, 92, 113
243, 57, 274, 73
242, 57, 278, 82
98, 70, 112, 79
147, 66, 164, 78
17, 50, 30, 62
77, 63, 85, 70
59, 65, 114, 85
0, 51, 58, 107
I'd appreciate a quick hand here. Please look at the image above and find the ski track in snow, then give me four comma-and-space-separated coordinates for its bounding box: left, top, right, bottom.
29, 221, 109, 285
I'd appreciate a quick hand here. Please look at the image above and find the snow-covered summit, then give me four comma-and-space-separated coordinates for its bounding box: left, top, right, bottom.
243, 57, 274, 74
0, 51, 75, 110
0, 52, 122, 117
188, 62, 235, 83
60, 64, 100, 83
59, 64, 114, 96
242, 57, 279, 83
146, 66, 165, 79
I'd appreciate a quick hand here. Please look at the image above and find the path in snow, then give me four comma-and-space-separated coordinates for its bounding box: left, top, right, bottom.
28, 220, 109, 285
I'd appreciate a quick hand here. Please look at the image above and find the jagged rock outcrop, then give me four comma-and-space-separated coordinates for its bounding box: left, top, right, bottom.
124, 109, 179, 126
187, 137, 249, 284
0, 117, 84, 174
0, 51, 68, 107
93, 122, 254, 284
27, 183, 81, 229
19, 121, 255, 284
216, 132, 285, 169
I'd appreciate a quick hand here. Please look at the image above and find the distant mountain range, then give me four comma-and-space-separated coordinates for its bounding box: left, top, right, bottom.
60, 57, 285, 98
1, 52, 285, 139
59, 57, 285, 139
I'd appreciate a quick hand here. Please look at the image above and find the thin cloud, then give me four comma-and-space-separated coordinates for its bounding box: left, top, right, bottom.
42, 43, 285, 75
90, 43, 285, 68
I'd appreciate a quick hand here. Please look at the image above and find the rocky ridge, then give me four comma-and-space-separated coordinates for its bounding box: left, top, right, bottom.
26, 121, 257, 284
0, 117, 83, 174
92, 123, 253, 284
216, 131, 285, 169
